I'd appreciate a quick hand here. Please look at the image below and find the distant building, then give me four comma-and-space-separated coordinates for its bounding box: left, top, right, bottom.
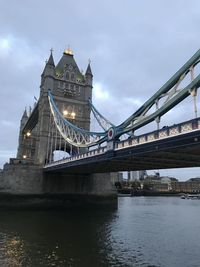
171, 178, 200, 193
127, 170, 147, 181
187, 177, 200, 182
161, 176, 178, 191
143, 175, 177, 192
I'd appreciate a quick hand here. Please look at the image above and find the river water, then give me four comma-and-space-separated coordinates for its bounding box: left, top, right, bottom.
0, 196, 199, 267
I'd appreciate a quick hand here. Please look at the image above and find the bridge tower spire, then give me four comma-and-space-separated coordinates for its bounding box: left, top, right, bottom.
17, 108, 28, 159
85, 60, 93, 87
41, 49, 55, 94
85, 60, 93, 76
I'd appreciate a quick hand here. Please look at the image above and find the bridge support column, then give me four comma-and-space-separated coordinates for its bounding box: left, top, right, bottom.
42, 172, 118, 206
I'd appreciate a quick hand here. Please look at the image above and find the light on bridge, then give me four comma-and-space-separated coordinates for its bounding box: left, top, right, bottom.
63, 110, 69, 116
71, 112, 76, 119
22, 155, 27, 159
26, 132, 31, 137
63, 110, 76, 120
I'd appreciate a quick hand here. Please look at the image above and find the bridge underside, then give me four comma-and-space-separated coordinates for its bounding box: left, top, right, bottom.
44, 130, 200, 174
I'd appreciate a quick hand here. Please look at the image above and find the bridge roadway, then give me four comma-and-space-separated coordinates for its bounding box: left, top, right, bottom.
43, 117, 200, 174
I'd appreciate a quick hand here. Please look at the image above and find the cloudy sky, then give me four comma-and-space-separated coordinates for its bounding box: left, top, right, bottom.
0, 0, 200, 180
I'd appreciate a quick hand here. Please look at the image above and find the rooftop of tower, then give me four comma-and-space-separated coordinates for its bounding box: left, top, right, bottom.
64, 47, 73, 55
55, 48, 80, 76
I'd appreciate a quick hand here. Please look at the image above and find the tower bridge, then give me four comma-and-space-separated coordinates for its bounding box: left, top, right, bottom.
1, 48, 200, 205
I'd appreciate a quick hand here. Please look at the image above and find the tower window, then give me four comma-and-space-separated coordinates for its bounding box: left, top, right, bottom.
71, 73, 75, 81
59, 81, 65, 88
76, 85, 80, 96
66, 72, 69, 80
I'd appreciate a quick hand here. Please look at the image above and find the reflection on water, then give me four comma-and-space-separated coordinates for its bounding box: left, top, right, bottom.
0, 197, 200, 266
1, 235, 26, 266
0, 208, 118, 267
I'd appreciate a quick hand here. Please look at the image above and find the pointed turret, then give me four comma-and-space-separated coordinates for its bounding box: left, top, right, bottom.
42, 49, 55, 72
22, 108, 28, 117
85, 62, 93, 77
47, 51, 55, 67
17, 108, 28, 158
21, 108, 28, 122
85, 60, 93, 87
41, 49, 55, 77
20, 108, 28, 130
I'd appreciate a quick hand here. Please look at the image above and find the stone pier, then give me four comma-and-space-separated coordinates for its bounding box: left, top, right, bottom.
0, 163, 117, 208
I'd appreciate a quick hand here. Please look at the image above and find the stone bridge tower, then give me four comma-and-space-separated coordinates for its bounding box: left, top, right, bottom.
17, 48, 93, 165
4, 48, 116, 204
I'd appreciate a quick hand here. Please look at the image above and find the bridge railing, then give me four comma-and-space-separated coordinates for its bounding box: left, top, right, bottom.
44, 146, 107, 168
115, 117, 200, 150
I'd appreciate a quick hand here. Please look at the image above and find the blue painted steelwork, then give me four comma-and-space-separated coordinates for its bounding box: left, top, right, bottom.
115, 49, 200, 137
115, 74, 200, 137
48, 50, 200, 147
49, 90, 105, 136
119, 49, 200, 129
48, 90, 107, 147
88, 98, 115, 131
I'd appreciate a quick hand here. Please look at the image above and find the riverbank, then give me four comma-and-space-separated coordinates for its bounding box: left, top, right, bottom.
117, 189, 187, 197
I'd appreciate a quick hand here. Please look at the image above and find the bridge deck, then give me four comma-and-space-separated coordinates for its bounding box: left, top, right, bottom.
44, 118, 200, 174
